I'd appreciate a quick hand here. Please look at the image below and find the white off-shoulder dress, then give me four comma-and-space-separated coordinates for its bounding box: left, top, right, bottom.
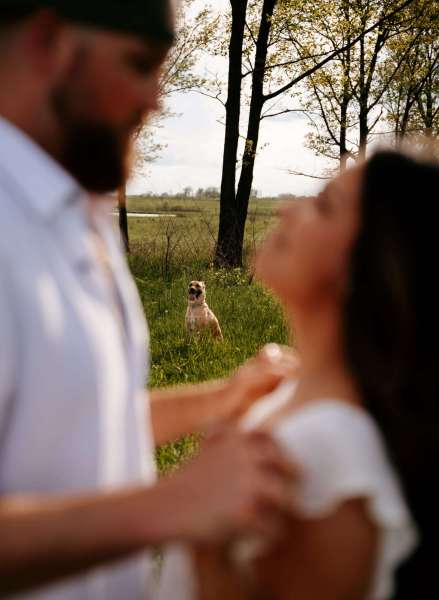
158, 380, 419, 600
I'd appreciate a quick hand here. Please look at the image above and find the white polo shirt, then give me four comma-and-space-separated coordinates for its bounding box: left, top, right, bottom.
0, 116, 157, 599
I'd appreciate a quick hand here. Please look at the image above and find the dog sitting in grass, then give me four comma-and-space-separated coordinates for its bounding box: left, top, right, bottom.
185, 281, 223, 340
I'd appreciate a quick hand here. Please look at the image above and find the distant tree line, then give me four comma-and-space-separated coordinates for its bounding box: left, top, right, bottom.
137, 189, 298, 200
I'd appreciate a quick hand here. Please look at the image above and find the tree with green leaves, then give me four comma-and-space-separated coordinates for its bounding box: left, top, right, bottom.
215, 0, 418, 267
297, 0, 358, 172
299, 0, 433, 176
383, 2, 439, 141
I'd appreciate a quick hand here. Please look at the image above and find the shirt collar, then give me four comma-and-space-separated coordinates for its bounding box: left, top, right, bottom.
0, 115, 84, 221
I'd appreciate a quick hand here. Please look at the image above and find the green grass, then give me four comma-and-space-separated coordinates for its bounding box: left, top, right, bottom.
125, 196, 290, 474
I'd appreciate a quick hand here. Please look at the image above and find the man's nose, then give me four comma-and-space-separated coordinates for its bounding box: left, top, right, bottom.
141, 73, 161, 113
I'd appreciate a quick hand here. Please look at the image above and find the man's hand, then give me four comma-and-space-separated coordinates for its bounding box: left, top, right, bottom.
157, 428, 298, 544
220, 344, 300, 421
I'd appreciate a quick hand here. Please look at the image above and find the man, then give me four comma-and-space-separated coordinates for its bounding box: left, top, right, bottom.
0, 2, 296, 598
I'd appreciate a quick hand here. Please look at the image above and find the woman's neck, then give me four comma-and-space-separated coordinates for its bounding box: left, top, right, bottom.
287, 299, 362, 407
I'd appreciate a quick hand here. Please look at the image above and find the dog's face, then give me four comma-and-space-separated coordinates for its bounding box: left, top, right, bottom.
188, 280, 206, 305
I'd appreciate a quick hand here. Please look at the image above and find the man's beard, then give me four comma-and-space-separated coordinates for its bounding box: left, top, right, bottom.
50, 86, 136, 193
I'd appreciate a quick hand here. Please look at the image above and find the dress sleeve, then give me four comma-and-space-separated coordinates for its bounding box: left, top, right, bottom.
0, 266, 17, 435
273, 402, 419, 599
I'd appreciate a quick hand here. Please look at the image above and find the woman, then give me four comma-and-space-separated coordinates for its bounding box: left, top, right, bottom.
158, 151, 437, 599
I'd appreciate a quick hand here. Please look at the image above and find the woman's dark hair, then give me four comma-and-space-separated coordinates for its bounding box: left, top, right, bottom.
343, 150, 439, 598
0, 6, 36, 31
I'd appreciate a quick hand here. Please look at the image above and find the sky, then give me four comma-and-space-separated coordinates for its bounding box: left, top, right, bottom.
128, 0, 332, 198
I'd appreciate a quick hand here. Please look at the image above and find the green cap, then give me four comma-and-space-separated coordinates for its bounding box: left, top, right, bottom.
0, 1, 175, 43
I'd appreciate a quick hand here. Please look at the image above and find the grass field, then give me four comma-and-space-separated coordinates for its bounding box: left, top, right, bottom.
123, 195, 290, 473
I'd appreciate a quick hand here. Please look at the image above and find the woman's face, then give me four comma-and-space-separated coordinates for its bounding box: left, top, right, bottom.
254, 166, 363, 307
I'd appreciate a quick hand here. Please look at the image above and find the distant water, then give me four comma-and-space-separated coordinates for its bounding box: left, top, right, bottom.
112, 212, 177, 218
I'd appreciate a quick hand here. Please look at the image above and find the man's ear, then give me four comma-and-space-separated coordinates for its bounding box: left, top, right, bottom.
24, 9, 74, 77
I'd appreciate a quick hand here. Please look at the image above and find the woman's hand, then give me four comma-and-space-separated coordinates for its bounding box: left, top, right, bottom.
221, 344, 300, 421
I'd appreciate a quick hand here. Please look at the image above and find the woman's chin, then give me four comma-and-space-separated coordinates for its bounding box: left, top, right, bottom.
253, 250, 293, 301
252, 248, 271, 281
255, 265, 294, 305
252, 260, 267, 287
254, 266, 277, 294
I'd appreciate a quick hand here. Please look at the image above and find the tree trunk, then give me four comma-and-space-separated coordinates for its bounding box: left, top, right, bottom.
358, 111, 369, 158
399, 100, 412, 138
118, 185, 130, 253
399, 86, 418, 139
423, 74, 434, 137
340, 88, 350, 171
339, 0, 351, 172
234, 0, 277, 262
358, 34, 369, 159
215, 0, 248, 267
233, 93, 266, 264
216, 0, 277, 267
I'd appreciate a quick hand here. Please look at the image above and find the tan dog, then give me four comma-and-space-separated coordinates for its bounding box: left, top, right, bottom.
185, 281, 223, 340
